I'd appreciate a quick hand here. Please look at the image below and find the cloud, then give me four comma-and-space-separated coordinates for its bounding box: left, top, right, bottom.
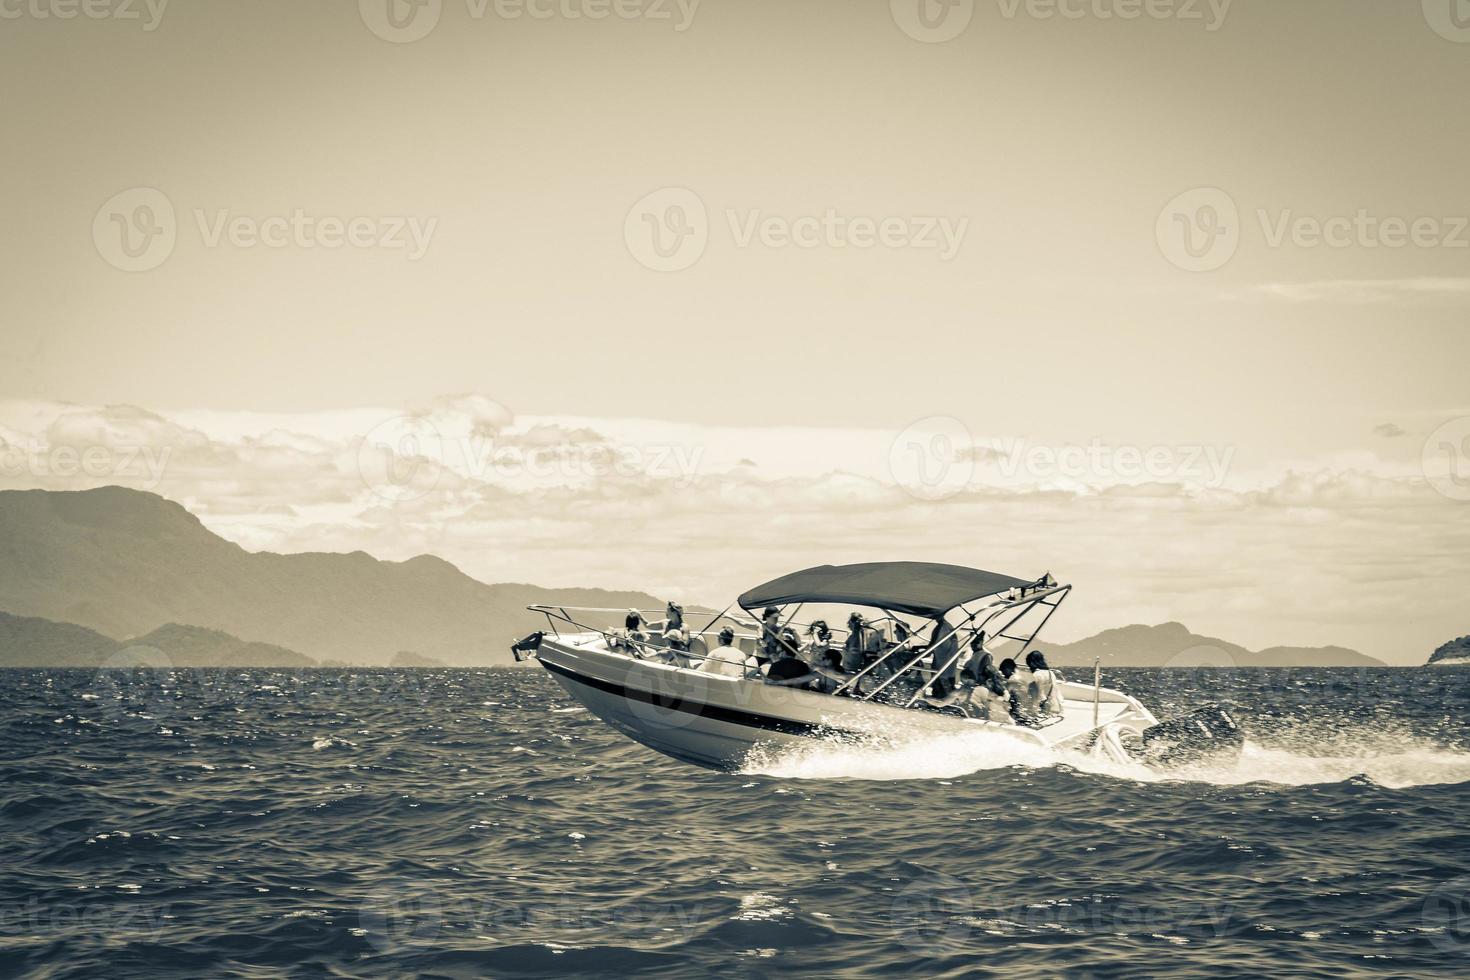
0, 397, 1464, 663
1238, 277, 1470, 305
1373, 422, 1406, 438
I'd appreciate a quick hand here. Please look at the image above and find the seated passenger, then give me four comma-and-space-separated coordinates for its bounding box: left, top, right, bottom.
1025, 650, 1065, 720
968, 650, 1012, 723
610, 608, 648, 653
763, 643, 842, 691
697, 626, 747, 677
645, 628, 691, 666
999, 657, 1032, 725
805, 620, 834, 666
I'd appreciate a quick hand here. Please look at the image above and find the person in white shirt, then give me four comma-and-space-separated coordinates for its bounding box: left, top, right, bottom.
697, 627, 750, 677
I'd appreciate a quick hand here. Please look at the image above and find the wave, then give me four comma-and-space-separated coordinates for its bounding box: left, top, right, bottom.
741, 727, 1470, 789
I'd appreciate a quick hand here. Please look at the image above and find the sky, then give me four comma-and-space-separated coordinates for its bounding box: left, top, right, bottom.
1, 0, 1468, 663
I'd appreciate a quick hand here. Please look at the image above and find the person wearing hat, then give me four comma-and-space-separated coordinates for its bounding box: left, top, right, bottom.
660, 627, 692, 667
758, 605, 783, 666
651, 600, 684, 634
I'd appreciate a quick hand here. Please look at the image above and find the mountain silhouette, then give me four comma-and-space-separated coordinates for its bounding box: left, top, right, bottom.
1042, 621, 1381, 668
0, 486, 662, 666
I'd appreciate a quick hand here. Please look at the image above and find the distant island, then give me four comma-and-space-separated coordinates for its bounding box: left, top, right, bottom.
1427, 636, 1470, 666
0, 486, 663, 667
0, 486, 1389, 669
1042, 621, 1384, 668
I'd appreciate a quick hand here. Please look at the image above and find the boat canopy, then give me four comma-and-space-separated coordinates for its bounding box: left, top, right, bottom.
737, 561, 1034, 619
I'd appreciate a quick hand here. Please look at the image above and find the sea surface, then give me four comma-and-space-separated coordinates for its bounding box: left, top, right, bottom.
3, 666, 1470, 979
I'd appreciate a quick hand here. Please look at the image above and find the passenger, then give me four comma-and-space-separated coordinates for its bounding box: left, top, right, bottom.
1025, 650, 1065, 720
758, 605, 783, 665
969, 650, 1012, 723
928, 617, 960, 693
763, 643, 843, 692
842, 612, 870, 672
611, 608, 648, 654
655, 628, 691, 667
650, 600, 685, 635
805, 620, 834, 666
697, 626, 747, 677
999, 657, 1032, 725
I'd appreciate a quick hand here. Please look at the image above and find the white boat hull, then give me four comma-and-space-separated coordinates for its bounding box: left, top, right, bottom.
534, 633, 1158, 771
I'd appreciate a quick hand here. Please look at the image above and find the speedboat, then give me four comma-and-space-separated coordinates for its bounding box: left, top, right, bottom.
514, 561, 1240, 771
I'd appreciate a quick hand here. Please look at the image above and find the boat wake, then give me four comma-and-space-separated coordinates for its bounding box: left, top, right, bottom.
741, 727, 1470, 789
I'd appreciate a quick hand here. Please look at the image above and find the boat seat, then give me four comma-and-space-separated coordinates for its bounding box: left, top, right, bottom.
688, 635, 710, 663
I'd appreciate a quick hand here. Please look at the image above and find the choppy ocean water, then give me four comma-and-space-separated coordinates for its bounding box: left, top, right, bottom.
3, 666, 1470, 979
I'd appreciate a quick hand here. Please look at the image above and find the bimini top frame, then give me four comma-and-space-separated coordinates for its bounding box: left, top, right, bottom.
736, 561, 1033, 620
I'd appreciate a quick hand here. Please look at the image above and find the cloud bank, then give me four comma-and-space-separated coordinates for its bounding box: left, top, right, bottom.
1, 397, 1465, 664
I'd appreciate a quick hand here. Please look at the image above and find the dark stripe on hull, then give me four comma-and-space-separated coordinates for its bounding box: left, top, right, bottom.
539, 658, 861, 739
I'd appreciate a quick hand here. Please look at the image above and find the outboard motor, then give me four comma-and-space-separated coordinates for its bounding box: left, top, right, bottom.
1137, 706, 1243, 767
510, 631, 544, 663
